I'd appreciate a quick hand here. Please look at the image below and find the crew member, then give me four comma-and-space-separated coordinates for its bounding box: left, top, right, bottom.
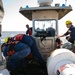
26, 24, 32, 36
4, 34, 45, 65
59, 20, 75, 44
1, 41, 31, 71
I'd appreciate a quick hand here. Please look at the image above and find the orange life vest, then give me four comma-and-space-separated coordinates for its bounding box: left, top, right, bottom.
14, 34, 25, 41
28, 29, 32, 35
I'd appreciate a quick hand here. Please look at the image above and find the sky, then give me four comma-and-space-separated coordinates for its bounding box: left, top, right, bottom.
1, 0, 75, 35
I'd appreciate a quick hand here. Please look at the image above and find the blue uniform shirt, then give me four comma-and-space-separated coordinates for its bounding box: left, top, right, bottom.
3, 42, 31, 57
64, 25, 75, 40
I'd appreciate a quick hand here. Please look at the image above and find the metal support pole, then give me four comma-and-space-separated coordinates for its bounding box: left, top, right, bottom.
65, 0, 67, 6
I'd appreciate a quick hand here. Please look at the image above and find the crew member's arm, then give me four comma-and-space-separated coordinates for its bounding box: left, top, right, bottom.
59, 29, 70, 37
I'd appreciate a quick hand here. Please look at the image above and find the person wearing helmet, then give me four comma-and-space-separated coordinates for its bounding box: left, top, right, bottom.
59, 20, 75, 44
55, 38, 62, 49
1, 41, 31, 72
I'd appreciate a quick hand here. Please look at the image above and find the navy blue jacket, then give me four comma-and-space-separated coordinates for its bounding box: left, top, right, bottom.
3, 42, 31, 57
64, 25, 75, 40
3, 42, 31, 71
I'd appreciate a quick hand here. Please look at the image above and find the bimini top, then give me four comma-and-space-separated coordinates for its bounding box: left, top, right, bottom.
19, 5, 72, 20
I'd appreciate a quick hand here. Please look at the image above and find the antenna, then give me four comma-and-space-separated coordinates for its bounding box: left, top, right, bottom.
65, 0, 67, 6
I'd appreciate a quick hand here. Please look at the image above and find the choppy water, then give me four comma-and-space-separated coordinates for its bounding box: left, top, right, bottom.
1, 31, 26, 43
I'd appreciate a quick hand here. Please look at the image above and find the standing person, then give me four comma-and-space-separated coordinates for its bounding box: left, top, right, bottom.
59, 20, 75, 44
13, 34, 45, 64
1, 41, 31, 72
26, 24, 32, 36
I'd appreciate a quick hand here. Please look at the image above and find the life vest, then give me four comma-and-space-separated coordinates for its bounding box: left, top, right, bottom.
6, 41, 19, 56
14, 34, 25, 41
26, 28, 32, 36
28, 28, 32, 36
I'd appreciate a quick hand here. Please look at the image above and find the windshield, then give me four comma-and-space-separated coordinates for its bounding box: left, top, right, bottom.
34, 19, 56, 32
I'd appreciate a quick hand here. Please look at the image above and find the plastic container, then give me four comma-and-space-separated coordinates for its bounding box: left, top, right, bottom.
0, 69, 10, 75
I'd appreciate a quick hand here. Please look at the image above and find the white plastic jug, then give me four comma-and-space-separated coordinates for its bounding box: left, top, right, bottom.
0, 69, 10, 75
